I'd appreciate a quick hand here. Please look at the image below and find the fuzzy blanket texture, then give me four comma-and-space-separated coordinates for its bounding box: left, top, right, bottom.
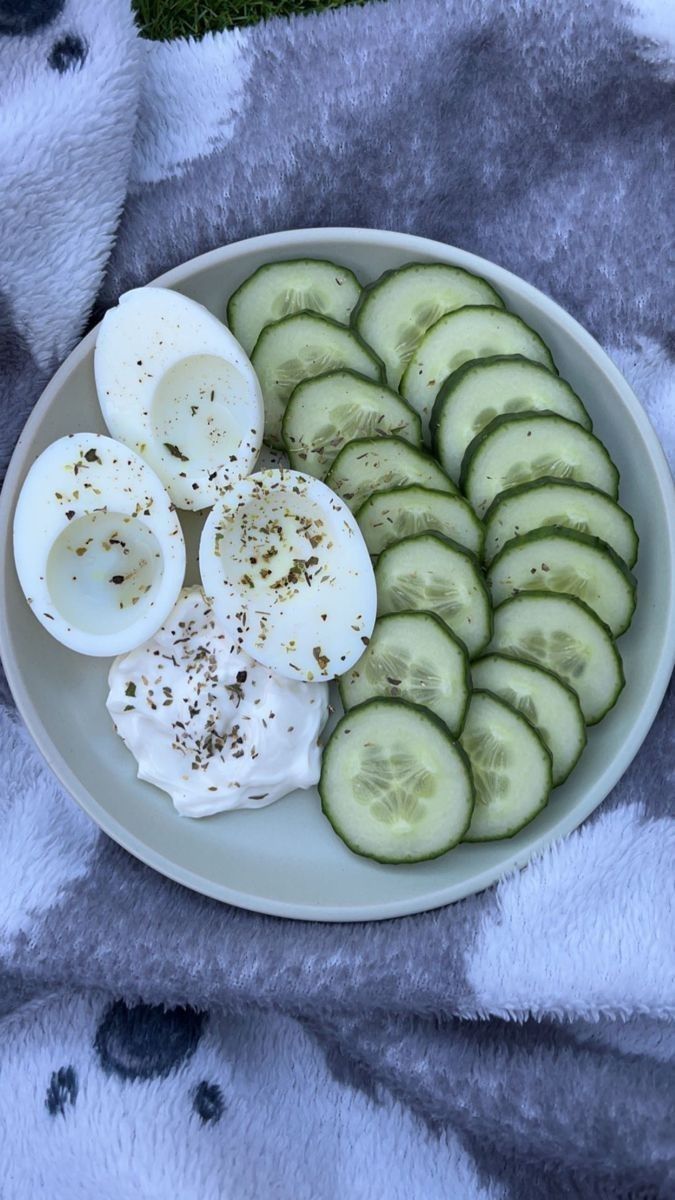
0, 0, 674, 1196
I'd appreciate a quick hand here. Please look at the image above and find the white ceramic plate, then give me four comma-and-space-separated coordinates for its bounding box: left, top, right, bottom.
1, 228, 673, 921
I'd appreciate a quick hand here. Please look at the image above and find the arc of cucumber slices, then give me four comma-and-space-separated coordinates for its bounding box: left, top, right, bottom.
228, 254, 638, 861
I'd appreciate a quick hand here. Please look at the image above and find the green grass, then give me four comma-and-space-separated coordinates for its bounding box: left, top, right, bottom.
132, 0, 368, 40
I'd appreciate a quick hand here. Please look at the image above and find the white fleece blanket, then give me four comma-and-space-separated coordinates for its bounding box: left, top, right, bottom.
0, 1, 673, 1196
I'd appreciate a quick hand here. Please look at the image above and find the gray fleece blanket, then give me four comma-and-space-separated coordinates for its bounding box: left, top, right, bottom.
0, 1, 674, 1196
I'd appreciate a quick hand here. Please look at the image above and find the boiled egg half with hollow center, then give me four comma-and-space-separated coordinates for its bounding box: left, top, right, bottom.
199, 469, 377, 682
13, 433, 186, 656
95, 287, 263, 510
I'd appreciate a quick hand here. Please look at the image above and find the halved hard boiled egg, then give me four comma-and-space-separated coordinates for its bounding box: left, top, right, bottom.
199, 469, 377, 682
13, 433, 186, 656
95, 287, 263, 510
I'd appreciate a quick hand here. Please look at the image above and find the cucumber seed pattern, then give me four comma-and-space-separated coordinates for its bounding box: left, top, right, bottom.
311, 404, 407, 451
461, 728, 510, 806
497, 686, 551, 746
505, 629, 588, 679
271, 287, 328, 319
394, 302, 446, 363
363, 646, 444, 705
352, 749, 433, 827
274, 349, 342, 394
517, 564, 591, 601
502, 455, 577, 488
389, 572, 465, 620
473, 397, 531, 432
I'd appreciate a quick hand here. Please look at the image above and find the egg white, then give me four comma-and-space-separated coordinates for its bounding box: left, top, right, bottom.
199, 469, 377, 682
13, 433, 186, 656
95, 287, 263, 510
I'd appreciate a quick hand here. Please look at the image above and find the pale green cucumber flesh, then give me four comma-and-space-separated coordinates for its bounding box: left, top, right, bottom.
489, 591, 624, 724
431, 355, 591, 482
483, 477, 638, 567
352, 262, 504, 389
282, 369, 422, 478
460, 689, 552, 840
400, 307, 556, 437
487, 527, 636, 637
471, 652, 586, 786
227, 258, 361, 354
251, 311, 384, 448
339, 610, 471, 735
320, 698, 475, 863
374, 531, 492, 658
460, 412, 619, 518
356, 484, 484, 558
324, 435, 456, 513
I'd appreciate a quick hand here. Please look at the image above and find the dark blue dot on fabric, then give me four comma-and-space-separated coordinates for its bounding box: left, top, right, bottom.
193, 1080, 224, 1125
45, 1065, 78, 1116
48, 33, 87, 74
94, 1000, 206, 1082
0, 0, 65, 36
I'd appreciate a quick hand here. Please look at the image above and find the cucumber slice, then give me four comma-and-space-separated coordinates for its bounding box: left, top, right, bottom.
483, 478, 638, 567
356, 485, 484, 558
351, 262, 503, 389
471, 653, 586, 786
490, 592, 624, 724
339, 611, 470, 735
460, 412, 620, 518
400, 307, 556, 436
487, 527, 636, 637
375, 532, 492, 658
319, 698, 475, 863
431, 355, 591, 481
227, 258, 361, 354
460, 690, 552, 840
282, 369, 422, 478
250, 312, 384, 448
324, 436, 457, 513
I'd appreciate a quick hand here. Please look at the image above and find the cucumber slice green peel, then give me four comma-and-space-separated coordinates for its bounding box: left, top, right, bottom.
483, 477, 639, 568
339, 610, 471, 735
460, 689, 552, 841
250, 310, 385, 448
487, 526, 637, 638
227, 257, 361, 355
471, 652, 586, 786
324, 435, 457, 513
400, 306, 557, 438
430, 354, 591, 482
374, 531, 493, 659
460, 411, 620, 518
489, 591, 625, 725
319, 697, 475, 863
351, 261, 504, 389
355, 484, 485, 559
281, 368, 422, 479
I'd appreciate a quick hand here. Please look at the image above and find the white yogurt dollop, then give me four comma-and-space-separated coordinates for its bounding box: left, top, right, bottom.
107, 587, 329, 817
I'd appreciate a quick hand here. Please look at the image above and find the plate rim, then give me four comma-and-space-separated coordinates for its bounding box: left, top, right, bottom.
1, 226, 674, 921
